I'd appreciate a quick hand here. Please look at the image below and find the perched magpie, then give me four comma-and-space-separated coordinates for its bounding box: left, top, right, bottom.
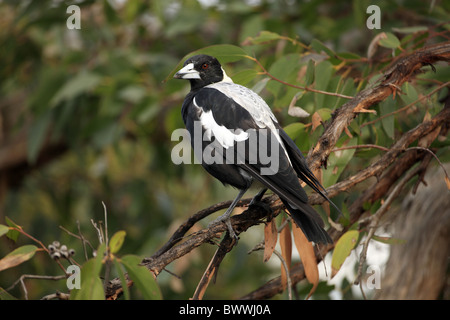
174, 54, 335, 244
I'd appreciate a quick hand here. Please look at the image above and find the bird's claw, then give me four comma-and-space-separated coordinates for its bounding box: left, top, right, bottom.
208, 216, 239, 241
248, 200, 272, 215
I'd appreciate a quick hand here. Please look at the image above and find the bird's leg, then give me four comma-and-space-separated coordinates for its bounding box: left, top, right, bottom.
209, 188, 248, 240
248, 188, 272, 215
249, 188, 268, 206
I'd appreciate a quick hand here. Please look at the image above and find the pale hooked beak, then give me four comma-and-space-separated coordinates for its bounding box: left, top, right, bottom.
173, 63, 201, 80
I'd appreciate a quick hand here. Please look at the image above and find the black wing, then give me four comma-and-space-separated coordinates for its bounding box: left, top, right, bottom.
276, 123, 341, 214
191, 87, 332, 243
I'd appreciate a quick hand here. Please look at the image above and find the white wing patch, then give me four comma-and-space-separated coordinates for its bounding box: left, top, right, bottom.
206, 81, 289, 160
194, 97, 248, 149
206, 81, 278, 127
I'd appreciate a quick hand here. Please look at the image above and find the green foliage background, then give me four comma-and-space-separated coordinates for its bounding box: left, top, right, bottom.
0, 0, 448, 299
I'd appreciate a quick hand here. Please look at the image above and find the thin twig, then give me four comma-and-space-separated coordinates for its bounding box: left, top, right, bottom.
152, 198, 252, 259
248, 243, 293, 300
59, 223, 95, 261
354, 165, 421, 285
102, 201, 109, 249
41, 291, 71, 300
332, 144, 390, 153
192, 234, 236, 300
332, 144, 449, 185
361, 81, 450, 129
7, 275, 67, 300
406, 147, 450, 180
9, 226, 67, 273
91, 219, 103, 245
246, 56, 354, 100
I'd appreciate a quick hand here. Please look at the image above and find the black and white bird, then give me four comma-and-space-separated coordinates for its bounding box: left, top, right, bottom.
174, 54, 336, 244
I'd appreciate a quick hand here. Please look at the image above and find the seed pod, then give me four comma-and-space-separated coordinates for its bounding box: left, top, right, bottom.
52, 251, 61, 260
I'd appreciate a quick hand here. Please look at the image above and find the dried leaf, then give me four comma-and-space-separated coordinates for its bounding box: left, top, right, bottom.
353, 103, 377, 114
288, 106, 310, 118
279, 219, 292, 290
344, 126, 353, 138
321, 201, 330, 218
367, 32, 387, 59
263, 219, 278, 262
292, 224, 319, 299
445, 175, 450, 190
311, 112, 322, 132
418, 126, 441, 147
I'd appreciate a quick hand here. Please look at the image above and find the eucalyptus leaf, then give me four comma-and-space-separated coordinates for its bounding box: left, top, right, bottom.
0, 225, 9, 238
70, 244, 106, 300
50, 71, 101, 107
121, 255, 162, 300
109, 230, 126, 254
331, 230, 360, 278
379, 32, 401, 49
0, 245, 38, 272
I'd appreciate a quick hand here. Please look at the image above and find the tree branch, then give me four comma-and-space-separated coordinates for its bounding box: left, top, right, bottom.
307, 41, 450, 171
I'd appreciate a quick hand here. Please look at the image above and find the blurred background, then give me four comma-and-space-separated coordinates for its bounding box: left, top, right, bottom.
0, 0, 448, 299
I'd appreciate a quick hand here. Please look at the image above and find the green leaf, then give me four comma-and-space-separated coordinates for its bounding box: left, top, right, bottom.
0, 225, 9, 238
372, 235, 406, 245
314, 61, 333, 108
70, 244, 106, 300
379, 32, 401, 49
337, 52, 362, 61
0, 245, 38, 272
322, 138, 357, 186
0, 287, 18, 300
113, 258, 130, 300
121, 255, 162, 300
27, 111, 52, 164
402, 82, 419, 104
316, 108, 332, 122
305, 59, 315, 86
391, 26, 428, 34
50, 70, 101, 107
283, 123, 305, 140
5, 217, 20, 242
310, 39, 341, 65
331, 230, 360, 278
231, 69, 259, 86
72, 269, 105, 300
266, 53, 302, 100
118, 85, 147, 104
310, 39, 335, 58
245, 30, 283, 44
380, 98, 395, 140
109, 230, 126, 254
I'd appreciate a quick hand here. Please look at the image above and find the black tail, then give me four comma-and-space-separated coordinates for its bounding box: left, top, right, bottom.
278, 128, 342, 216
282, 199, 333, 244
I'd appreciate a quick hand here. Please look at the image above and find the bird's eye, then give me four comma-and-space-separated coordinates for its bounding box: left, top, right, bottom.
201, 63, 209, 70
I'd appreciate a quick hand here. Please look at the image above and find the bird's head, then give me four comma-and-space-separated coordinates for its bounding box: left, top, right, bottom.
174, 54, 232, 90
